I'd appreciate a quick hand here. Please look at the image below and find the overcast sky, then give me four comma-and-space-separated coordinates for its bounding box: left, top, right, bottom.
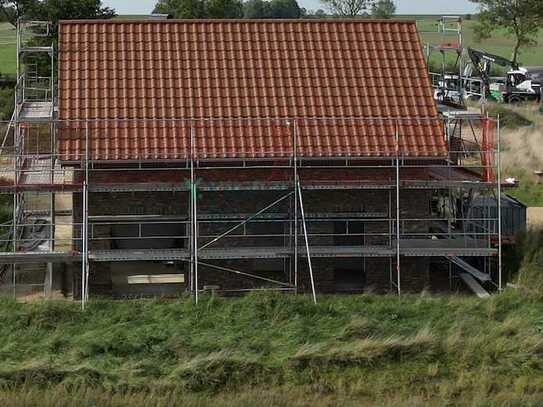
103, 0, 479, 15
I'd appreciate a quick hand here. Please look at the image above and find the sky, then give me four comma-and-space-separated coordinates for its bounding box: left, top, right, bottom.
103, 0, 479, 15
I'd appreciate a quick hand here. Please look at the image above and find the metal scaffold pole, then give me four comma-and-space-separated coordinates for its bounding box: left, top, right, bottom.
446, 116, 453, 288
190, 125, 199, 304
395, 121, 401, 296
12, 20, 21, 298
190, 125, 195, 299
297, 178, 316, 304
388, 189, 393, 290
189, 126, 194, 295
288, 195, 293, 286
292, 120, 298, 293
12, 123, 18, 298
81, 122, 90, 309
193, 175, 198, 304
82, 180, 88, 308
47, 37, 56, 298
497, 115, 502, 291
46, 121, 55, 298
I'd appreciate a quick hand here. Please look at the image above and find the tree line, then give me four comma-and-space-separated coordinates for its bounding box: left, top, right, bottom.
153, 0, 396, 19
0, 0, 397, 26
0, 0, 115, 28
1, 0, 543, 70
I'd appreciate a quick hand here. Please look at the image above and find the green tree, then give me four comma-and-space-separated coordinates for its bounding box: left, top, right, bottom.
207, 0, 243, 18
0, 87, 14, 121
1, 0, 114, 28
37, 0, 115, 21
314, 9, 327, 18
2, 0, 115, 77
155, 0, 244, 18
269, 0, 301, 18
243, 0, 272, 18
156, 0, 303, 19
0, 0, 39, 27
470, 0, 543, 66
320, 0, 373, 17
371, 0, 395, 18
33, 0, 115, 35
242, 0, 302, 18
154, 0, 206, 18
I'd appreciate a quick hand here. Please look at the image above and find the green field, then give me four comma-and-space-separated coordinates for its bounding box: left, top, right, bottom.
2, 17, 543, 76
415, 16, 543, 68
0, 22, 16, 76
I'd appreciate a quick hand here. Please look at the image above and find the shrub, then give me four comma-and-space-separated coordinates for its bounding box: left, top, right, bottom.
0, 87, 14, 121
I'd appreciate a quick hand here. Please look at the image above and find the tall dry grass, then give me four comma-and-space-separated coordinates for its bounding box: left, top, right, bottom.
499, 103, 543, 179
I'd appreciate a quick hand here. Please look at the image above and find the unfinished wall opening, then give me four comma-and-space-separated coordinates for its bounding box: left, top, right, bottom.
334, 258, 365, 292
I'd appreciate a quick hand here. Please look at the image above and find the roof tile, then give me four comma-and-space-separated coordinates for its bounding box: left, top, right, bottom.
57, 19, 446, 161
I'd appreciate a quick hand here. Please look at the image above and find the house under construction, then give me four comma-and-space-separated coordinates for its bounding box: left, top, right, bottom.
0, 19, 506, 304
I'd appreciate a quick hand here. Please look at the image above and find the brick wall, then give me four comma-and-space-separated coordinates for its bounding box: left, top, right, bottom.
71, 170, 438, 296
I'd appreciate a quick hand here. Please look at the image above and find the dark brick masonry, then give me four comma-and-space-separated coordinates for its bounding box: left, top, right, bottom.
69, 169, 439, 298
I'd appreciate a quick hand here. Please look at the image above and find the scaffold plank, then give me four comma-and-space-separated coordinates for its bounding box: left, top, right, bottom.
448, 256, 492, 282
74, 180, 498, 193
89, 249, 189, 262
86, 242, 496, 263
399, 239, 496, 257
18, 102, 53, 122
0, 252, 80, 264
401, 247, 496, 257
0, 184, 81, 193
459, 273, 491, 298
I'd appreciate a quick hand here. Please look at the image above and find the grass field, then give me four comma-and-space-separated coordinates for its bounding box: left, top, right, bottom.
415, 16, 543, 68
0, 22, 16, 76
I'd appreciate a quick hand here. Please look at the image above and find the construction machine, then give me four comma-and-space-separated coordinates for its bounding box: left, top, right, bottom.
467, 48, 543, 103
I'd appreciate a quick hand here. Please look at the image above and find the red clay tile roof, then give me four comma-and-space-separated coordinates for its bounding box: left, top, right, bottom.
57, 19, 446, 161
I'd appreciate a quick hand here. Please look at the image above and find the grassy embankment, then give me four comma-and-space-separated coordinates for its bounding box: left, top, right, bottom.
0, 232, 542, 407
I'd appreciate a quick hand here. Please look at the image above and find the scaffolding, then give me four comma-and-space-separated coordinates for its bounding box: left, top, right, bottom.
0, 21, 55, 298
0, 113, 504, 307
0, 21, 505, 307
425, 16, 484, 107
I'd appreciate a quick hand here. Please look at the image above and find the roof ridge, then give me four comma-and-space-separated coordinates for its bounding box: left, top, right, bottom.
59, 18, 417, 25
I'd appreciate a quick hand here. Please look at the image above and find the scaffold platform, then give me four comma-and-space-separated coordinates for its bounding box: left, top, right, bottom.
18, 102, 53, 122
